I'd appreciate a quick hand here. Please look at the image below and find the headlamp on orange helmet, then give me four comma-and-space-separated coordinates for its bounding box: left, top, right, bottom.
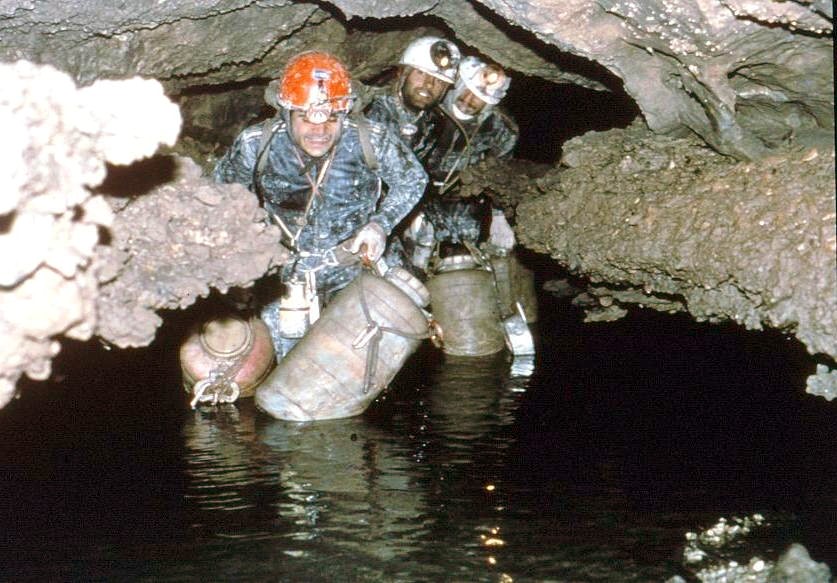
277, 51, 354, 124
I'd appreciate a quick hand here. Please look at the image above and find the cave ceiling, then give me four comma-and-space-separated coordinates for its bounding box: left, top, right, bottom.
1, 0, 832, 159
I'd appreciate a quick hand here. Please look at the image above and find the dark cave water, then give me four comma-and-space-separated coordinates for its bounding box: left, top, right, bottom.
0, 287, 834, 582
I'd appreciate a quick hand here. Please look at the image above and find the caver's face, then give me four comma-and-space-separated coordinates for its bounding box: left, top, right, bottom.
290, 111, 341, 157
401, 68, 449, 111
454, 89, 488, 117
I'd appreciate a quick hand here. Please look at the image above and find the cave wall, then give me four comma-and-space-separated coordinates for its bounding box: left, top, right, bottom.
0, 61, 180, 407
0, 0, 834, 402
515, 123, 836, 364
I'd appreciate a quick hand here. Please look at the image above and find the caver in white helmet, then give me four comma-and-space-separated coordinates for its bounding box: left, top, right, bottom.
399, 36, 461, 84
459, 56, 509, 105
446, 56, 510, 120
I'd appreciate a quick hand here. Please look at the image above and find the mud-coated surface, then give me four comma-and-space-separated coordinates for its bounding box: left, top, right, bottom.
95, 156, 288, 348
0, 1, 831, 161
508, 123, 835, 368
0, 61, 180, 407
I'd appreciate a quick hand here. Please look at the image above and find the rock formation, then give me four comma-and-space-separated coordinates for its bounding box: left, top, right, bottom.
0, 61, 180, 407
0, 0, 833, 403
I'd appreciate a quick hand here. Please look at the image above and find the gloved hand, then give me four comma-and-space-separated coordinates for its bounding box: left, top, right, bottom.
349, 221, 386, 262
406, 212, 435, 246
489, 209, 515, 249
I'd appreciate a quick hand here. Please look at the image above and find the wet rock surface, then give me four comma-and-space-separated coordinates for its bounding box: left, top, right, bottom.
671, 515, 832, 583
0, 61, 285, 401
0, 1, 831, 161
512, 123, 835, 373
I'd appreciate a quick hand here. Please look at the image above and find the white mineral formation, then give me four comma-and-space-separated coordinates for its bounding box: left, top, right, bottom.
0, 60, 181, 408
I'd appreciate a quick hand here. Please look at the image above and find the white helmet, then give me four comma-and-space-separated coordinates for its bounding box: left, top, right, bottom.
458, 56, 510, 105
399, 36, 461, 84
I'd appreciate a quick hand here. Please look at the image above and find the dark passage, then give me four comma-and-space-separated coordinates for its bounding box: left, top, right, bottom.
0, 273, 834, 581
504, 75, 640, 163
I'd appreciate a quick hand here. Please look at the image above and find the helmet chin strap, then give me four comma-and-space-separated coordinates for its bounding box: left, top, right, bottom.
451, 103, 475, 121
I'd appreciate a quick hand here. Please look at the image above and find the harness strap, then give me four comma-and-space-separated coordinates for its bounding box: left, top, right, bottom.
435, 109, 486, 196
352, 113, 379, 172
253, 117, 281, 207
353, 272, 430, 394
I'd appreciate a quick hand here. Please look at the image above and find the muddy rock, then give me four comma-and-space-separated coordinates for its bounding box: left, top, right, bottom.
94, 156, 288, 348
0, 60, 180, 408
514, 123, 836, 381
1, 2, 831, 162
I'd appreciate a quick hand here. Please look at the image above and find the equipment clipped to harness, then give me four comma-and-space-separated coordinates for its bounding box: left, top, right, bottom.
485, 243, 538, 324
425, 243, 537, 358
277, 270, 320, 340
426, 253, 505, 356
406, 212, 435, 272
255, 266, 433, 421
502, 301, 535, 357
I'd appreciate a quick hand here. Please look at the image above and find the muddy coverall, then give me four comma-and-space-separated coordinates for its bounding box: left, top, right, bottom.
364, 94, 448, 270
400, 108, 519, 250
422, 107, 518, 244
364, 94, 443, 163
214, 115, 427, 352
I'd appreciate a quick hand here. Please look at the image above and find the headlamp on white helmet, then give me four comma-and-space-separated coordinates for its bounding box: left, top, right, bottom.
459, 56, 510, 106
399, 36, 461, 84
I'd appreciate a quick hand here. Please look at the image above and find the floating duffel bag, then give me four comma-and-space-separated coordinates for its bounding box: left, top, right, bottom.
426, 254, 505, 357
255, 267, 431, 422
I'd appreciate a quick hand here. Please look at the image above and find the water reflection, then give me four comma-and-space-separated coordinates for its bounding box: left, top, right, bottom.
407, 351, 534, 579
3, 304, 834, 581
428, 351, 529, 451
174, 350, 536, 581
179, 401, 431, 580
256, 416, 428, 562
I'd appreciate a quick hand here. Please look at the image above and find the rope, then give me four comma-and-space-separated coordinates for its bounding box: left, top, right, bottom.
352, 271, 431, 394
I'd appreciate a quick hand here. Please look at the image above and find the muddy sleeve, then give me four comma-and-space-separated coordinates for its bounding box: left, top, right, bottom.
491, 110, 520, 161
368, 129, 428, 234
212, 127, 261, 190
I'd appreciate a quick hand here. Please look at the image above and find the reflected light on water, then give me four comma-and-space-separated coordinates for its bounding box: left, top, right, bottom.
2, 300, 834, 582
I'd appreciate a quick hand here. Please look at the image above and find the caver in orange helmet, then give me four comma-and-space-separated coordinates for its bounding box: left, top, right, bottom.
277, 51, 353, 124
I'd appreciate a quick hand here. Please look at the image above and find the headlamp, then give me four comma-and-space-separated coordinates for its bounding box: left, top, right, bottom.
430, 41, 458, 70
483, 67, 500, 86
301, 97, 352, 124
304, 103, 333, 124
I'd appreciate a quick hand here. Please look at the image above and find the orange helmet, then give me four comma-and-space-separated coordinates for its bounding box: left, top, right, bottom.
277, 51, 353, 123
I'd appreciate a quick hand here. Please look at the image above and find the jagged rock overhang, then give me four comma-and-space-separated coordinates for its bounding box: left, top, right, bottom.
1, 1, 831, 158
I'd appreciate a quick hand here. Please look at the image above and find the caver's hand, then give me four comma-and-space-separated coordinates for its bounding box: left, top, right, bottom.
349, 221, 386, 262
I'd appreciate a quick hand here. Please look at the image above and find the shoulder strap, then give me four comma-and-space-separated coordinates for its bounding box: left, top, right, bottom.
349, 80, 385, 173
252, 116, 281, 206
352, 113, 379, 172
